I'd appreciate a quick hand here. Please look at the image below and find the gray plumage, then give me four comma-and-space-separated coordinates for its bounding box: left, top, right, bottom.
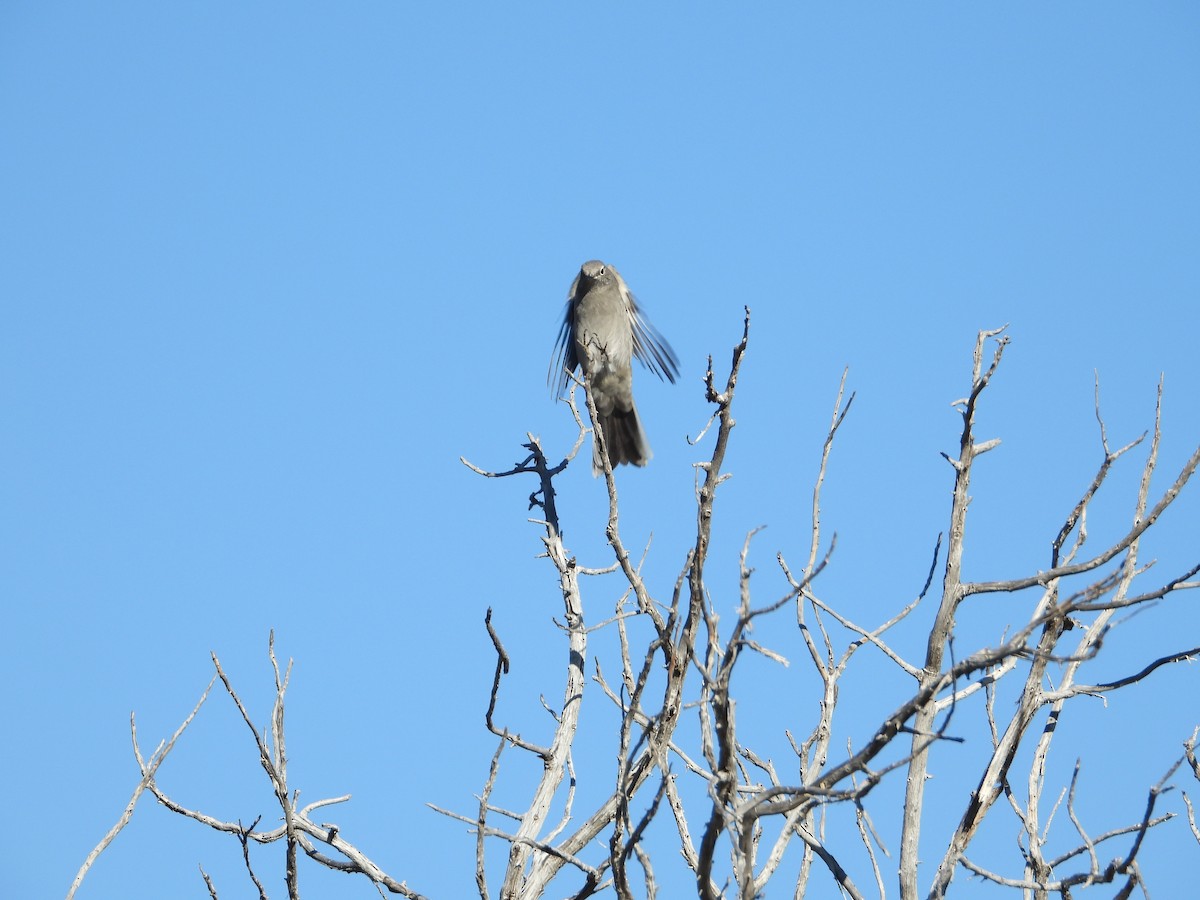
549, 260, 679, 474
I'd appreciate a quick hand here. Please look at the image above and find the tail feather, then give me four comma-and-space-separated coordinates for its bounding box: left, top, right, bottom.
593, 405, 652, 475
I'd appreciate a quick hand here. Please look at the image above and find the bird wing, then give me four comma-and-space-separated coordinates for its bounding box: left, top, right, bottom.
547, 271, 583, 395
613, 267, 680, 384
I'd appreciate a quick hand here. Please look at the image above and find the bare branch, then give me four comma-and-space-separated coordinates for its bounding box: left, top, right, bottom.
236, 816, 269, 900
966, 441, 1200, 596
67, 676, 216, 900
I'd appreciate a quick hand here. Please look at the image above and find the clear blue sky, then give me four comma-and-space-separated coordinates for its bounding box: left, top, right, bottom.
4, 4, 1199, 898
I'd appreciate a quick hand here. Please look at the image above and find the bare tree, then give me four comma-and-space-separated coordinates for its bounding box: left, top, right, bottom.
72, 318, 1200, 899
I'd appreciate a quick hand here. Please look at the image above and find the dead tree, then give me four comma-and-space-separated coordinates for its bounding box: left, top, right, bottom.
71, 318, 1200, 899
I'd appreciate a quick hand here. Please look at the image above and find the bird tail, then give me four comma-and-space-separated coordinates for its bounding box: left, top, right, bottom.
593, 404, 652, 475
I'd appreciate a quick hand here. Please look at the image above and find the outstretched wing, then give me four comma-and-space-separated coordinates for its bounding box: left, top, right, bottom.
613, 266, 679, 383
547, 271, 583, 396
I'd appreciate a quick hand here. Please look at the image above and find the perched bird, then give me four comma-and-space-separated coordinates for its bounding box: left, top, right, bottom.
549, 260, 679, 474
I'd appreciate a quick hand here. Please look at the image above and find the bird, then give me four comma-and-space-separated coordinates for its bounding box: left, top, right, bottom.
549, 260, 679, 474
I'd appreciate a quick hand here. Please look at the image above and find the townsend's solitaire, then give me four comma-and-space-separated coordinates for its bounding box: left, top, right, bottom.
549, 260, 679, 474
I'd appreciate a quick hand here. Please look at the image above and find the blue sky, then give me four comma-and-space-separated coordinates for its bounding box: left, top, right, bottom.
4, 4, 1199, 898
